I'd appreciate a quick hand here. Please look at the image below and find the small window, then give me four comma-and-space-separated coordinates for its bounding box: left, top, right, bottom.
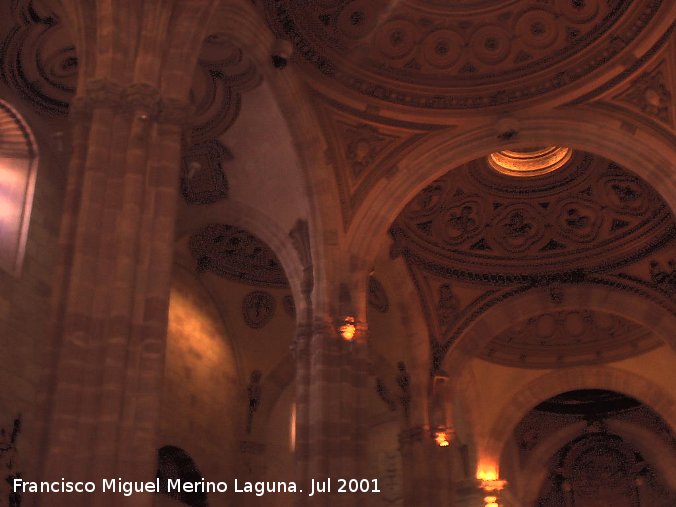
0, 100, 37, 275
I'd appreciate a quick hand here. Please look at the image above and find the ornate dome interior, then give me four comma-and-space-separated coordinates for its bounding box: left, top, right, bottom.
262, 0, 670, 113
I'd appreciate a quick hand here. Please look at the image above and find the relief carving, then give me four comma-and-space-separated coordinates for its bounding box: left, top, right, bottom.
181, 140, 231, 205
242, 291, 276, 329
616, 61, 673, 125
190, 224, 288, 288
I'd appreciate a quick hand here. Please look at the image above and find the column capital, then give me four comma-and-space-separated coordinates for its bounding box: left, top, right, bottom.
68, 79, 192, 125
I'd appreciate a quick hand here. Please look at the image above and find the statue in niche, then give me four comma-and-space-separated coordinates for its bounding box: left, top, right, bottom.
246, 370, 262, 434
396, 362, 411, 424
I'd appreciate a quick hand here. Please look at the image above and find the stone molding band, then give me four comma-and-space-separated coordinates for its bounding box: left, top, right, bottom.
69, 79, 192, 125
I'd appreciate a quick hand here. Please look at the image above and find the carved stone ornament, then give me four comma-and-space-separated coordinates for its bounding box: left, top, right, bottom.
189, 224, 289, 287
188, 36, 261, 144
262, 0, 666, 109
181, 140, 231, 204
616, 61, 673, 125
242, 291, 276, 329
392, 152, 673, 279
393, 150, 675, 370
648, 259, 676, 296
482, 310, 660, 368
0, 0, 77, 116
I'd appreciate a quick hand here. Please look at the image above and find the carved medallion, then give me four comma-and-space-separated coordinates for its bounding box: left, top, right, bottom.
242, 291, 276, 329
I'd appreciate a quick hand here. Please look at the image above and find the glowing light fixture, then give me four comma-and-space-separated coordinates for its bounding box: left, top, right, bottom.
488, 146, 571, 177
340, 316, 356, 341
484, 495, 498, 507
434, 430, 450, 447
477, 464, 507, 507
480, 479, 507, 492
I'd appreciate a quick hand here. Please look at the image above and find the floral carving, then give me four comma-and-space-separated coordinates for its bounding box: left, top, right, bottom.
492, 204, 543, 253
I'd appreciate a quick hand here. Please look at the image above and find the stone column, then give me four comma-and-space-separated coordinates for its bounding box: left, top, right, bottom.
294, 315, 370, 507
399, 426, 454, 506
35, 79, 189, 507
455, 479, 488, 507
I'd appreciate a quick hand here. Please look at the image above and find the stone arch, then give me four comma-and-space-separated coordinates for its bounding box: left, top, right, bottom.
480, 366, 676, 472
518, 418, 676, 506
204, 0, 342, 316
368, 255, 432, 427
175, 201, 307, 316
442, 284, 676, 378
346, 108, 676, 275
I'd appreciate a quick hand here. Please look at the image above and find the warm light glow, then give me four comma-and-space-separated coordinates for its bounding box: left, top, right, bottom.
290, 403, 296, 451
484, 496, 498, 507
476, 467, 498, 482
434, 431, 450, 447
488, 146, 572, 177
340, 316, 356, 341
481, 479, 507, 491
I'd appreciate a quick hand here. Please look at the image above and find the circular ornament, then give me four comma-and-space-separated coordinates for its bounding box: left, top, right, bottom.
242, 291, 276, 329
555, 0, 600, 23
376, 19, 418, 59
516, 9, 559, 49
469, 25, 512, 65
337, 0, 379, 39
422, 29, 465, 68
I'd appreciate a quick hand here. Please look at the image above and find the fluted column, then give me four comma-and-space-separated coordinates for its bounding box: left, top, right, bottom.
36, 79, 190, 507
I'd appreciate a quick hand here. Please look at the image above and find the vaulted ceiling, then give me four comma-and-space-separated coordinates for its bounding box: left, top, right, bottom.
1, 0, 674, 374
